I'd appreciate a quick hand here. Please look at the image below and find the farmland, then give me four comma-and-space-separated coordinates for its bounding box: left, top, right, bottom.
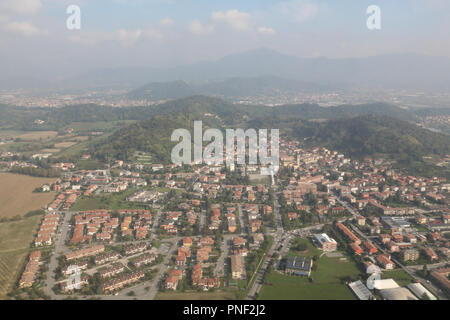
16, 131, 58, 141
0, 215, 42, 298
0, 173, 56, 218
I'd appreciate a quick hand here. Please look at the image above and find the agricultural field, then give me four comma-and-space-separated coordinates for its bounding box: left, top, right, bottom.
0, 130, 26, 139
258, 253, 362, 300
16, 131, 58, 141
0, 215, 42, 298
0, 173, 56, 218
41, 148, 60, 153
155, 291, 238, 300
54, 142, 77, 149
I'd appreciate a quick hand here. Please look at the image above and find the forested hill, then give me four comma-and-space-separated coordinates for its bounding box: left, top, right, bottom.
90, 112, 223, 163
1, 96, 449, 130
90, 97, 449, 169
0, 96, 241, 130
293, 114, 450, 159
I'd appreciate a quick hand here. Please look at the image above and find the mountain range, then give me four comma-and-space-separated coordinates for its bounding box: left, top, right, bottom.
127, 76, 333, 101
47, 48, 450, 91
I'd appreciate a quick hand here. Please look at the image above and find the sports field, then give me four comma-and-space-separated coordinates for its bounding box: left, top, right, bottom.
259, 238, 363, 300
258, 254, 361, 300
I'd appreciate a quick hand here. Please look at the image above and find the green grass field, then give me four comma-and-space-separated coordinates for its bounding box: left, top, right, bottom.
381, 269, 414, 287
287, 238, 321, 257
259, 238, 363, 300
71, 188, 148, 211
258, 254, 361, 300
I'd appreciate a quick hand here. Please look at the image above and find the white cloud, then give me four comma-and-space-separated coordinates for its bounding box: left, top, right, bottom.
4, 20, 47, 36
211, 9, 251, 31
116, 29, 143, 46
277, 0, 319, 22
117, 27, 164, 46
143, 27, 163, 39
258, 27, 276, 35
67, 27, 163, 47
160, 18, 174, 26
189, 19, 214, 35
0, 0, 42, 16
67, 31, 111, 46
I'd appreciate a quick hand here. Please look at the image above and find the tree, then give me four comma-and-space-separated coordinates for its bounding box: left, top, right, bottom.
422, 264, 429, 277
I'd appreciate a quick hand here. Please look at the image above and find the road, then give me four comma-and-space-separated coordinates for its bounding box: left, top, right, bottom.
43, 210, 74, 299
237, 204, 246, 233
214, 235, 233, 277
246, 183, 283, 300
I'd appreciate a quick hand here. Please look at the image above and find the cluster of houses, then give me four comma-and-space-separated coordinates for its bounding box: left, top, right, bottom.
160, 201, 202, 235
101, 271, 146, 293
70, 209, 153, 244
65, 245, 105, 261
165, 236, 219, 291
192, 263, 220, 290
118, 209, 152, 240
130, 253, 156, 268
19, 251, 41, 288
59, 242, 154, 293
34, 213, 60, 247
375, 215, 450, 263
71, 210, 117, 244
209, 204, 222, 231
242, 204, 264, 233
335, 222, 395, 270
48, 192, 77, 211
98, 263, 125, 279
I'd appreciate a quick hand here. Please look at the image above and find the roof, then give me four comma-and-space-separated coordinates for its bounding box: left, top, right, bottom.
373, 279, 399, 290
285, 256, 312, 272
230, 254, 243, 272
348, 280, 375, 300
407, 283, 437, 300
313, 233, 337, 245
380, 287, 418, 300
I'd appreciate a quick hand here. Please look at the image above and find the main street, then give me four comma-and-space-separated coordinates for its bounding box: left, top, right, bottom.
43, 210, 75, 299
246, 183, 283, 300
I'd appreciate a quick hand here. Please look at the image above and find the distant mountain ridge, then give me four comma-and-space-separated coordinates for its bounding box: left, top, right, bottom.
60, 48, 450, 90
127, 76, 333, 101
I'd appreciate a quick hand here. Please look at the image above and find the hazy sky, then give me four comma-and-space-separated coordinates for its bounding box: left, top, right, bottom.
1, 0, 450, 80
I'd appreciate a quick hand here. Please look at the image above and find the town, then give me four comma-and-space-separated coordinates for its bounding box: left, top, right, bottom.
3, 134, 449, 301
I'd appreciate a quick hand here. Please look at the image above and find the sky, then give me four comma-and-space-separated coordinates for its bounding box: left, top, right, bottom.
0, 0, 450, 80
